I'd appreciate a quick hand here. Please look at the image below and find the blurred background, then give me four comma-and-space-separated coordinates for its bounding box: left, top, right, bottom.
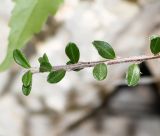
0, 0, 160, 136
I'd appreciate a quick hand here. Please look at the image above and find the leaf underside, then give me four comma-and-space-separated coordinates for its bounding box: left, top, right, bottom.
93, 63, 107, 81
126, 64, 140, 86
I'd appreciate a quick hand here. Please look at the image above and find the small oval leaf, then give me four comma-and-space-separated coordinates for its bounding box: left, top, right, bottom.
93, 41, 116, 59
47, 70, 66, 83
150, 35, 160, 54
93, 63, 107, 81
13, 49, 31, 68
22, 85, 31, 96
126, 64, 140, 86
65, 42, 80, 63
22, 70, 32, 87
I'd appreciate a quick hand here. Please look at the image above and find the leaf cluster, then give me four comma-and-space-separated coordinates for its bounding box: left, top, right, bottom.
13, 35, 160, 96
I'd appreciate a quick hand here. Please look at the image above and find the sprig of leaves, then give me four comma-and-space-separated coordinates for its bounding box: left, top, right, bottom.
1, 0, 159, 96
13, 35, 160, 96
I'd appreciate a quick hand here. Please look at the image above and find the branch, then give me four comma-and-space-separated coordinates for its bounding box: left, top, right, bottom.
30, 54, 160, 74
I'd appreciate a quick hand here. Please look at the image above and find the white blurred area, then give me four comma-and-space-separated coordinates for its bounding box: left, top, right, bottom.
0, 0, 160, 136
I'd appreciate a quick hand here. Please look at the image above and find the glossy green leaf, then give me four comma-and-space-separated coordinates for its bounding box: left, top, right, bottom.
22, 85, 31, 96
65, 42, 80, 63
47, 70, 66, 83
93, 41, 116, 59
13, 49, 31, 68
42, 53, 50, 63
0, 0, 64, 71
38, 53, 52, 72
22, 70, 32, 87
150, 35, 160, 54
126, 64, 140, 86
93, 63, 107, 81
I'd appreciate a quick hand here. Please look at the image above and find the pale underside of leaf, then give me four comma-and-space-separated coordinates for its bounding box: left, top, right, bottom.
93, 63, 107, 81
127, 64, 140, 86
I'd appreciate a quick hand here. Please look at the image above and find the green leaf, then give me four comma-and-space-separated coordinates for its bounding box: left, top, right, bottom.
38, 53, 49, 63
47, 70, 66, 83
93, 63, 107, 81
22, 70, 32, 87
93, 41, 116, 59
22, 85, 31, 96
38, 53, 52, 72
65, 42, 80, 63
126, 64, 140, 86
40, 62, 52, 72
42, 53, 50, 63
0, 0, 64, 71
38, 57, 44, 64
150, 35, 160, 54
13, 49, 31, 68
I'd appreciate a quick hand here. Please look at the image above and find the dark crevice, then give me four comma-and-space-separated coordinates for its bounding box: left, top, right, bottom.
139, 62, 152, 77
108, 62, 160, 116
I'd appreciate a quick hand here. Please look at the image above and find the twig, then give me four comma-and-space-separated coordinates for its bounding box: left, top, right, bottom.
30, 54, 160, 74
